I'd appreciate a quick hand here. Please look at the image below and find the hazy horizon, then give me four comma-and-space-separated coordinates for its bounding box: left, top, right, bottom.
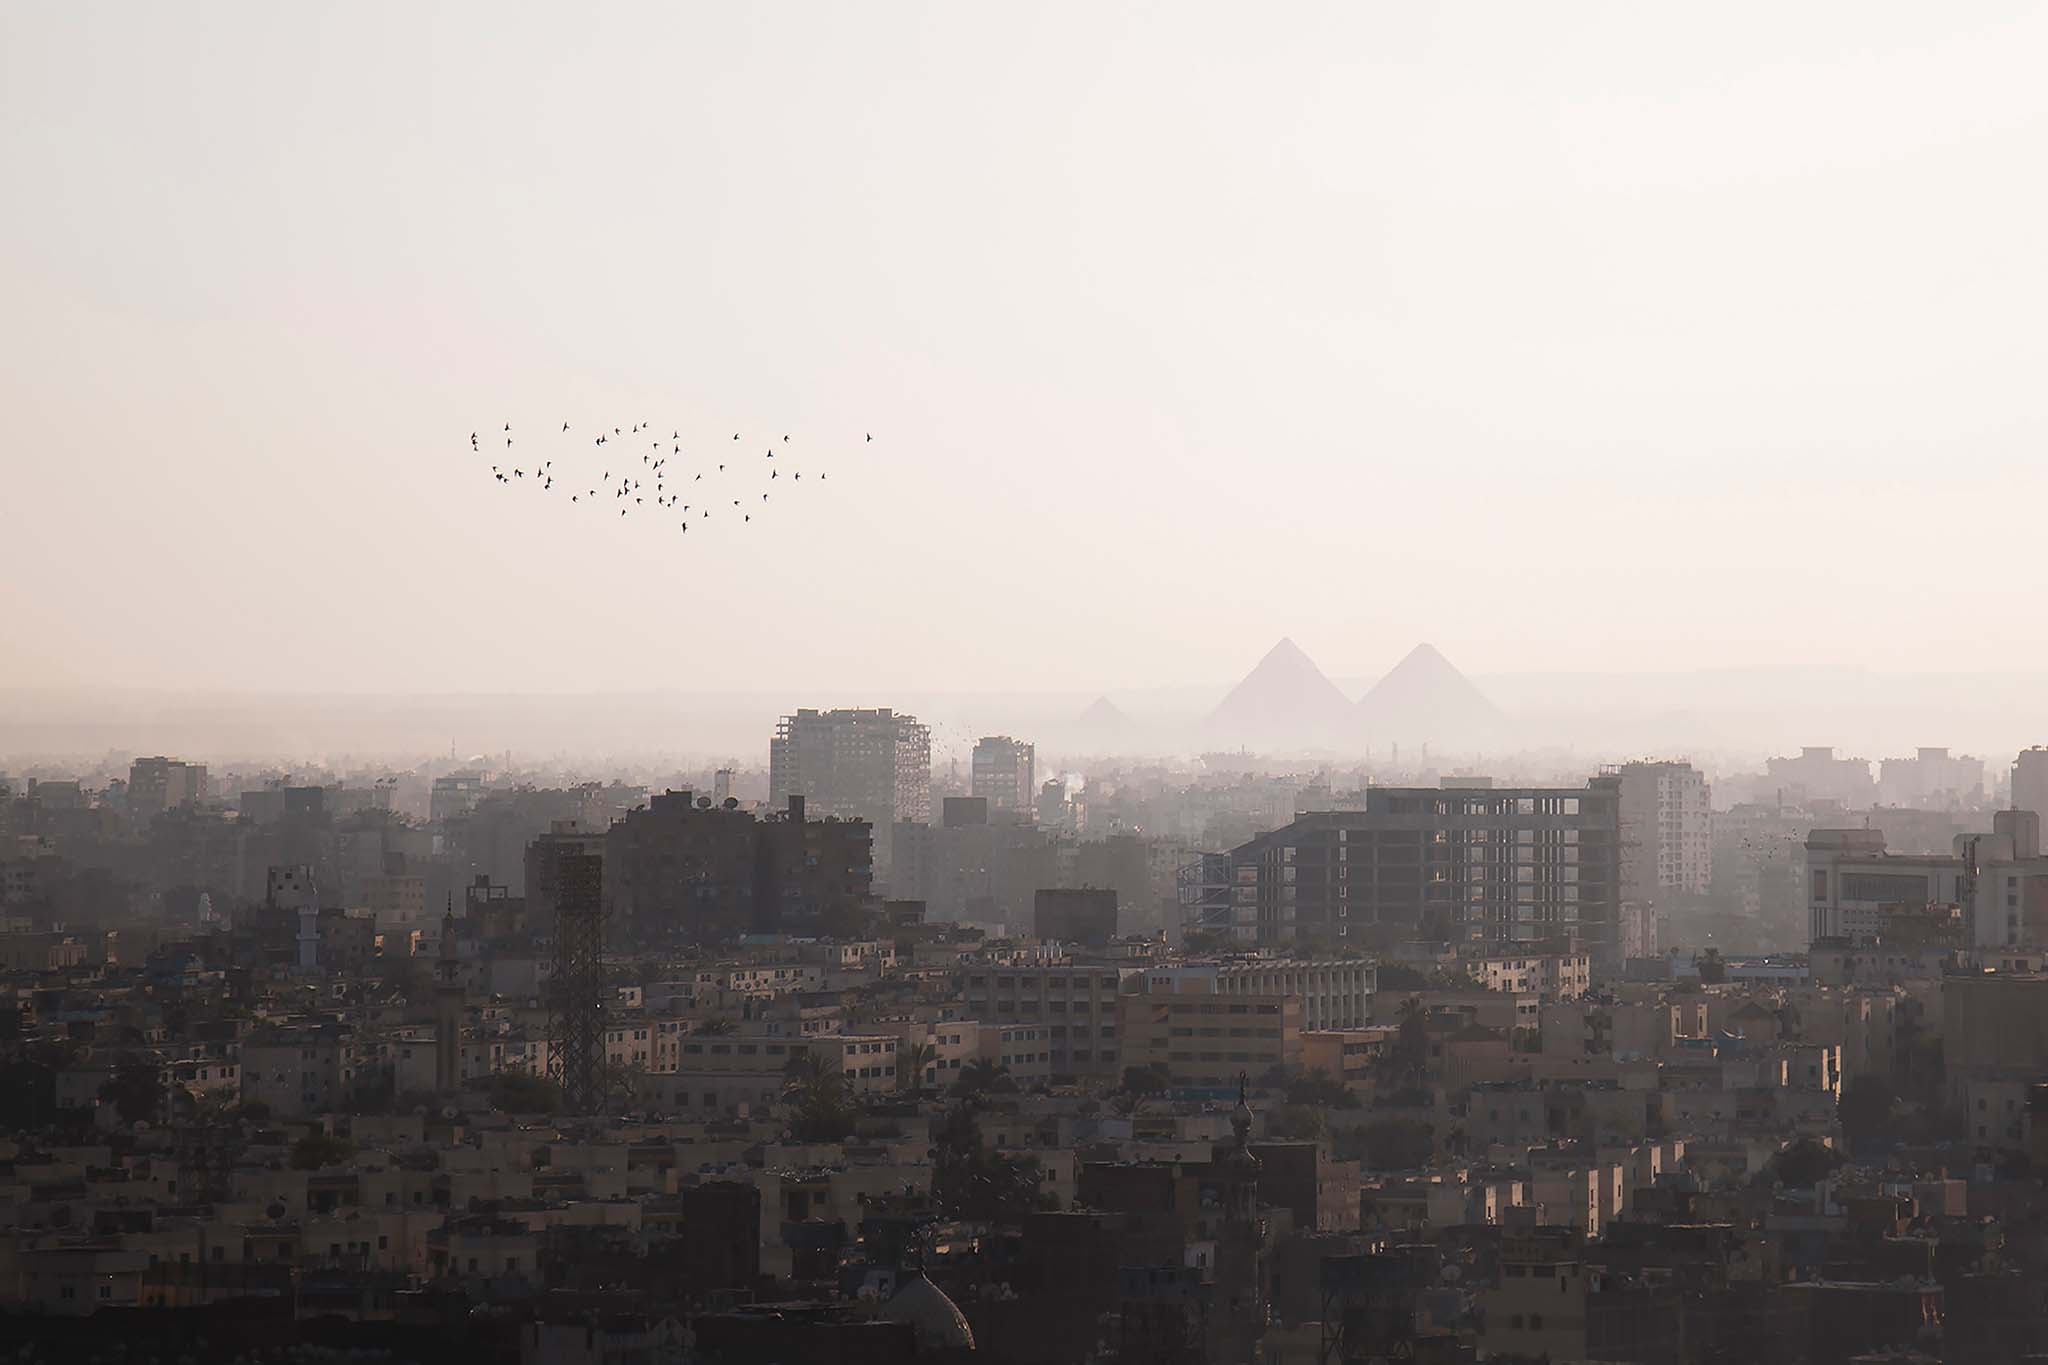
10, 3, 2048, 702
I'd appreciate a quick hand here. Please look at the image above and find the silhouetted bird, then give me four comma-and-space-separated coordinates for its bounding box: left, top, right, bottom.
771, 470, 778, 478
562, 422, 569, 431
866, 434, 872, 441
503, 423, 510, 431
732, 433, 739, 440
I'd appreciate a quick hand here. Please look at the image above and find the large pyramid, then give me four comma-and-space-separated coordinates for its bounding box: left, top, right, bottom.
1205, 638, 1359, 749
1356, 643, 1502, 748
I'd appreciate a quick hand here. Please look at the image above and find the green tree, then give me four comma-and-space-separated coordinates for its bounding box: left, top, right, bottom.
1358, 1116, 1435, 1171
932, 1100, 1047, 1225
1121, 1063, 1170, 1096
783, 1050, 855, 1142
290, 1132, 355, 1170
483, 1072, 563, 1115
1266, 1104, 1328, 1141
1696, 948, 1727, 984
100, 1060, 165, 1125
1375, 998, 1430, 1103
951, 1058, 1015, 1099
897, 1043, 938, 1092
1286, 1068, 1359, 1109
1769, 1137, 1841, 1188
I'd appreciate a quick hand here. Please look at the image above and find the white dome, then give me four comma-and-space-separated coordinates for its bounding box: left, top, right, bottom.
880, 1273, 976, 1351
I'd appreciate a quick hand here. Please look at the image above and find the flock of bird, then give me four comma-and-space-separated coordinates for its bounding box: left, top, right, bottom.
472, 420, 870, 536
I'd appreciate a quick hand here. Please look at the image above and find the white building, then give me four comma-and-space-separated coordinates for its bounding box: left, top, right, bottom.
1615, 761, 1712, 910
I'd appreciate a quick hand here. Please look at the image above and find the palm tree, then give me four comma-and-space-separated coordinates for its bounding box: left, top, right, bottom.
952, 1058, 1013, 1098
897, 1042, 938, 1092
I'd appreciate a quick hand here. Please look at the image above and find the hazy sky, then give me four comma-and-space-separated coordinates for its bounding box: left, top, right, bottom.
6, 3, 2046, 698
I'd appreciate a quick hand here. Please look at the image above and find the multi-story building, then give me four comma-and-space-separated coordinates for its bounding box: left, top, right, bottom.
1878, 747, 1985, 810
127, 756, 207, 819
971, 737, 1036, 819
607, 791, 872, 945
1764, 746, 1874, 807
242, 1027, 358, 1119
1614, 761, 1711, 910
770, 708, 930, 874
1806, 811, 2048, 949
429, 772, 487, 824
1223, 780, 1623, 959
1139, 958, 1376, 1031
1468, 949, 1591, 999
2015, 748, 2048, 828
1118, 988, 1303, 1089
961, 963, 1136, 1077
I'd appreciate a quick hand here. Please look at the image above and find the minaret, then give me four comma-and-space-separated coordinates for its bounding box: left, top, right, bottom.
1210, 1073, 1266, 1365
434, 895, 463, 1095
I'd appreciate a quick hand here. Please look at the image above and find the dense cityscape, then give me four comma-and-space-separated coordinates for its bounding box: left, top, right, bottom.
11, 4, 2043, 1362
0, 645, 2043, 1365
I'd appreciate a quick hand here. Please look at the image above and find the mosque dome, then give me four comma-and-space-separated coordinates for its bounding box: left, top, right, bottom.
880, 1271, 976, 1351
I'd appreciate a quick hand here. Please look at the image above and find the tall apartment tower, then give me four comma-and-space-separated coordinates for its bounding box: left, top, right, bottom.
970, 736, 1036, 818
1614, 760, 1712, 911
2015, 749, 2048, 827
769, 708, 930, 873
1223, 779, 1623, 960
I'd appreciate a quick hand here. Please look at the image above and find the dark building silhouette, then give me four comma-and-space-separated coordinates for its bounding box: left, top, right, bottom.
1225, 779, 1622, 959
681, 1180, 763, 1295
606, 791, 872, 944
1034, 887, 1118, 947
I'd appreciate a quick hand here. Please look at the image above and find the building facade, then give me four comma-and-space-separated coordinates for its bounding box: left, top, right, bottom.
1614, 760, 1711, 911
770, 708, 930, 875
1224, 780, 1623, 959
971, 736, 1036, 818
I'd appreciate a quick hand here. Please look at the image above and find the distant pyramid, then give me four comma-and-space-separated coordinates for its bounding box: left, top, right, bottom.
1205, 638, 1358, 749
1356, 642, 1502, 747
1076, 695, 1131, 728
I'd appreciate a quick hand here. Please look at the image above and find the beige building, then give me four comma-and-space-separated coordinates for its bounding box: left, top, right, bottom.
1469, 950, 1590, 999
1139, 957, 1374, 1030
1119, 989, 1303, 1088
960, 962, 1135, 1076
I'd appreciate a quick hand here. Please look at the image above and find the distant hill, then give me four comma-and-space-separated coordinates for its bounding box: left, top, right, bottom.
1204, 638, 1358, 750
1356, 642, 1502, 748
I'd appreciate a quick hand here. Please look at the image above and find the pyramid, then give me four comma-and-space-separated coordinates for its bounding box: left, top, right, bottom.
1076, 695, 1131, 728
1205, 638, 1358, 749
1356, 643, 1502, 747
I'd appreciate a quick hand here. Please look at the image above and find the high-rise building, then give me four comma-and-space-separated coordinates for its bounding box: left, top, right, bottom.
1222, 779, 1623, 959
128, 756, 207, 818
1764, 747, 1874, 807
2014, 748, 2048, 827
769, 708, 929, 873
1879, 747, 1985, 809
1614, 760, 1712, 911
971, 736, 1036, 818
606, 791, 873, 944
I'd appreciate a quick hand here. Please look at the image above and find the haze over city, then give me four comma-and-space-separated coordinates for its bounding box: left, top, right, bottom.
10, 5, 2048, 1364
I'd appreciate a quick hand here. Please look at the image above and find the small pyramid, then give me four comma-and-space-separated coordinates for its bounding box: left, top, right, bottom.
1206, 638, 1357, 748
1356, 642, 1501, 746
